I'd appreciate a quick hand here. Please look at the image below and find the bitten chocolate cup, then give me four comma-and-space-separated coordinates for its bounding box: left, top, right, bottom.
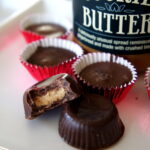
20, 14, 71, 43
23, 73, 81, 120
20, 38, 83, 81
59, 93, 125, 150
145, 67, 150, 99
72, 53, 137, 103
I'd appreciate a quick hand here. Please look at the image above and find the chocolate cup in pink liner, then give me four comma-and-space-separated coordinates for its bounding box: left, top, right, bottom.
20, 14, 71, 43
72, 53, 137, 103
20, 38, 83, 81
145, 68, 150, 98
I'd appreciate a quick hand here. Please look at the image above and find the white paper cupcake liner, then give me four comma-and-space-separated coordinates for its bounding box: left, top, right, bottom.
72, 53, 137, 103
20, 38, 83, 81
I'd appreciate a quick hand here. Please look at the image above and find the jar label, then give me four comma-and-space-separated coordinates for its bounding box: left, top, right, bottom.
73, 0, 150, 54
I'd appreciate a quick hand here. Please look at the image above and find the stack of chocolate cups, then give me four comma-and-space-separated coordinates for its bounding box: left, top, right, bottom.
59, 53, 137, 149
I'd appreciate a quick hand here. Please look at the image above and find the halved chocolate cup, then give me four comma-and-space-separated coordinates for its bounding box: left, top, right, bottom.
23, 73, 81, 120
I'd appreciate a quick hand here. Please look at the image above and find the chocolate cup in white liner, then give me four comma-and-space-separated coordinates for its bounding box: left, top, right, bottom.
145, 67, 150, 98
20, 38, 83, 81
72, 53, 137, 103
20, 14, 72, 43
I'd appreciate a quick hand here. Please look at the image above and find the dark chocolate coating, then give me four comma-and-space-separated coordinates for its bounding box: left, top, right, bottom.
23, 74, 81, 119
59, 93, 124, 149
27, 46, 76, 67
25, 23, 66, 36
79, 62, 132, 88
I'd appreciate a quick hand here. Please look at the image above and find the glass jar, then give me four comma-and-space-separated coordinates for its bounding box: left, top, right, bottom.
73, 0, 150, 73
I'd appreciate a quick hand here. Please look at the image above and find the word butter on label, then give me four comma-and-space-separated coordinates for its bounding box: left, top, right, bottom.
73, 0, 150, 54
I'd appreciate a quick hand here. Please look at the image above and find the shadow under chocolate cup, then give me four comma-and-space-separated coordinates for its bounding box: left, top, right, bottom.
145, 67, 150, 99
59, 93, 125, 150
20, 38, 83, 81
72, 53, 137, 103
20, 14, 71, 43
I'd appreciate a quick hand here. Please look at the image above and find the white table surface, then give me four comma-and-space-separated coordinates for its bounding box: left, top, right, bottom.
0, 1, 150, 150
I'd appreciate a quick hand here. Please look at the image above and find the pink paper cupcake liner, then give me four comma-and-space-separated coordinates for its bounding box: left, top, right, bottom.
72, 53, 137, 103
20, 38, 83, 81
145, 67, 150, 98
20, 14, 72, 43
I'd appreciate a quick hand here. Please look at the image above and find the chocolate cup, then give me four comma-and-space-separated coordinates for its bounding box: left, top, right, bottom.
59, 93, 124, 150
20, 38, 83, 81
72, 52, 137, 103
23, 73, 81, 120
20, 14, 71, 43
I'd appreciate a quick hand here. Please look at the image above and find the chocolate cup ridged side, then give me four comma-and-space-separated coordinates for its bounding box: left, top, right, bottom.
59, 107, 124, 150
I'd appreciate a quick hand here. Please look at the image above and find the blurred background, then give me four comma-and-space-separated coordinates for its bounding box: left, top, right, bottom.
0, 0, 72, 45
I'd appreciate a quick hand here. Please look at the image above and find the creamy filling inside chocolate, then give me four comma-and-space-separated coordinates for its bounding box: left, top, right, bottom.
34, 87, 65, 107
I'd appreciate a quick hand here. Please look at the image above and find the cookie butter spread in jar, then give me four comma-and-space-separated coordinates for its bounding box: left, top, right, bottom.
73, 0, 150, 73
